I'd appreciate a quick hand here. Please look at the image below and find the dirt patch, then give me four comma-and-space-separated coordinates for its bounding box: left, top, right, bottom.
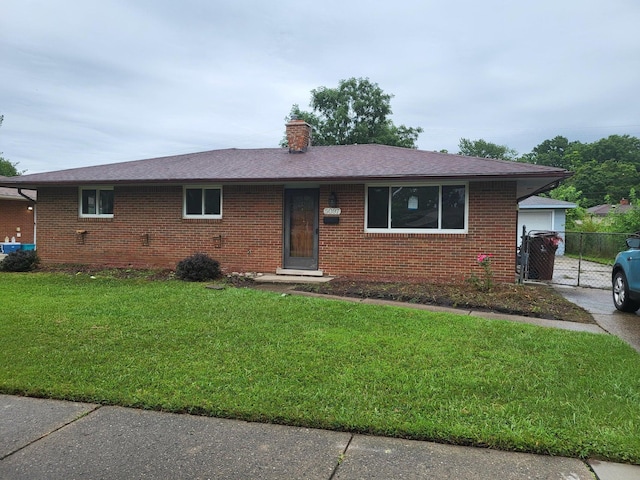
35, 264, 176, 281
294, 279, 595, 324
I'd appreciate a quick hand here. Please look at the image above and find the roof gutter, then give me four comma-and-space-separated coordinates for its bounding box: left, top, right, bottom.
516, 179, 563, 203
18, 188, 37, 203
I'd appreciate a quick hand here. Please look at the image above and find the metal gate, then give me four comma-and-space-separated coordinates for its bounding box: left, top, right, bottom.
519, 229, 630, 289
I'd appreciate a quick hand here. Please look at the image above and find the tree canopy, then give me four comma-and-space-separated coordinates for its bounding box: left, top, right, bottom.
0, 158, 19, 177
286, 78, 423, 148
455, 133, 640, 209
457, 138, 518, 161
523, 134, 640, 208
519, 135, 575, 170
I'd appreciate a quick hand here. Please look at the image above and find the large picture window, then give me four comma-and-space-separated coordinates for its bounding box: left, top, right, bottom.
183, 186, 222, 218
366, 184, 467, 232
80, 187, 114, 217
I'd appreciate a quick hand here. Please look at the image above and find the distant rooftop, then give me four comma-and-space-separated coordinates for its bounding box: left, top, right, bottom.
587, 201, 634, 216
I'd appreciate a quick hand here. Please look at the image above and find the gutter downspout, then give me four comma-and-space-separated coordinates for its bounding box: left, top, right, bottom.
18, 188, 37, 248
17, 189, 36, 203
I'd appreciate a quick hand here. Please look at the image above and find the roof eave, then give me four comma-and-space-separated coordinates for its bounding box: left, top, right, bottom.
2, 172, 572, 188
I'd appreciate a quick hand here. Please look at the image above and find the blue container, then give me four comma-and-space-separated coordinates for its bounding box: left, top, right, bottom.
1, 243, 21, 254
20, 244, 36, 251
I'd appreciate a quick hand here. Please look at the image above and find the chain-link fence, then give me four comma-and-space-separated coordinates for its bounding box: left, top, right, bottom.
519, 230, 631, 289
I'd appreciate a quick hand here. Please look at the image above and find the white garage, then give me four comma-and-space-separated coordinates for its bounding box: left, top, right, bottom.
517, 196, 576, 256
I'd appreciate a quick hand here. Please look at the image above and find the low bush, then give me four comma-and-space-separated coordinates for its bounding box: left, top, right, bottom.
0, 250, 40, 272
175, 253, 221, 282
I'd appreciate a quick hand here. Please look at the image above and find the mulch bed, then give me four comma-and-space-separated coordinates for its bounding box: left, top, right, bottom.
294, 279, 595, 324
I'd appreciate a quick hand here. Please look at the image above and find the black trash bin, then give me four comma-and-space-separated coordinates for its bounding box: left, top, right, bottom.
528, 232, 560, 280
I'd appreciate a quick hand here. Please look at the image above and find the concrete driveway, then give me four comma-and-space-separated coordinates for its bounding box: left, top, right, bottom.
554, 284, 640, 353
552, 256, 611, 289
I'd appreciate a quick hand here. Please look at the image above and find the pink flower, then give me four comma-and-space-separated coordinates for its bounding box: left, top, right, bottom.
477, 253, 492, 263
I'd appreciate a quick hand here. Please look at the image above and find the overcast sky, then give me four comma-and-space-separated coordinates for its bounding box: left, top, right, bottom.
1, 1, 639, 174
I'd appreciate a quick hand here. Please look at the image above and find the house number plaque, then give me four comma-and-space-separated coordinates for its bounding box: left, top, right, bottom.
323, 208, 341, 216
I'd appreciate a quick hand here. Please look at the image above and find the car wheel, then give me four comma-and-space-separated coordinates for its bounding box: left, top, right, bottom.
612, 271, 640, 312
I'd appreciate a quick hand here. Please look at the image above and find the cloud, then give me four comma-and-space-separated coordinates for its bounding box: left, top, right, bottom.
1, 0, 640, 172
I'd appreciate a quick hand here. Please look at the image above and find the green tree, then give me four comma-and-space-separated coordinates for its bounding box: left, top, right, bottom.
607, 189, 640, 233
286, 78, 423, 148
568, 135, 640, 207
523, 134, 640, 208
548, 184, 585, 227
519, 136, 579, 170
0, 155, 21, 177
569, 159, 639, 208
0, 115, 22, 176
457, 138, 518, 161
582, 134, 640, 167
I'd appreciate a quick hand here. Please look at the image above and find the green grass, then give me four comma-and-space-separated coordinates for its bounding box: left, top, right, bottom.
1, 272, 640, 463
565, 253, 615, 266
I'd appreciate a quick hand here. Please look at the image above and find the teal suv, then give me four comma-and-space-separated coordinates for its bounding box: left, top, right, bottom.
612, 236, 640, 312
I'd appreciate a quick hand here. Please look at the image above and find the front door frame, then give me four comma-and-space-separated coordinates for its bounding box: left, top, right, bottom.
283, 188, 319, 270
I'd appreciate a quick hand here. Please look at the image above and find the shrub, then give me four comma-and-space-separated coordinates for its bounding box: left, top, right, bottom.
0, 250, 40, 272
175, 253, 221, 282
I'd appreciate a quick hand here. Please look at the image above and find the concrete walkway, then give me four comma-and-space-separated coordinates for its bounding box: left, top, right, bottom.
2, 284, 640, 479
0, 394, 603, 479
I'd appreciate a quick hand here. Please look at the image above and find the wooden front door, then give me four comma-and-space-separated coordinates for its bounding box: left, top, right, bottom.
283, 189, 319, 270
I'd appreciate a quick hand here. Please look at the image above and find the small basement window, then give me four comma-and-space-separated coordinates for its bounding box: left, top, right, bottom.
183, 186, 222, 218
79, 187, 114, 218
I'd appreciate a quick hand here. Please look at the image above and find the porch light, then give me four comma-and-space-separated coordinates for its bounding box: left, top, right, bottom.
328, 192, 338, 208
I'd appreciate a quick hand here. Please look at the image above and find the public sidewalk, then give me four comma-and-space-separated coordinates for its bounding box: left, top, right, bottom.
0, 394, 614, 480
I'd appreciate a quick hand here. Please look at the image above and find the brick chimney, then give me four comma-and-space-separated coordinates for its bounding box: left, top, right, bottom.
286, 117, 312, 153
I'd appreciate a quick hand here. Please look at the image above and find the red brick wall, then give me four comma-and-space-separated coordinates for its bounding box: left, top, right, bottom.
286, 119, 312, 152
317, 182, 516, 283
36, 181, 517, 283
36, 185, 283, 272
0, 199, 35, 244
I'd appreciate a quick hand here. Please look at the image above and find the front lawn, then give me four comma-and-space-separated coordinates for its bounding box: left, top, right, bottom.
1, 272, 639, 463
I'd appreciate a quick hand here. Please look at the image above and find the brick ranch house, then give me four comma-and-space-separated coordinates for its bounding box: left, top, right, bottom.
0, 120, 571, 283
0, 176, 36, 247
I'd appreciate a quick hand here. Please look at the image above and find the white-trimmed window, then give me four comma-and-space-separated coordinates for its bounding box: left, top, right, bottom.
79, 187, 114, 218
183, 186, 222, 218
365, 183, 467, 233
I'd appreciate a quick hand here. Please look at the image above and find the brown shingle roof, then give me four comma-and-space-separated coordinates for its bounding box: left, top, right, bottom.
1, 144, 569, 182
587, 203, 634, 216
0, 144, 570, 198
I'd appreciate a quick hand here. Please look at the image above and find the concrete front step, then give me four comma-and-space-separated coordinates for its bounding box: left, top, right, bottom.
275, 268, 324, 277
254, 273, 333, 284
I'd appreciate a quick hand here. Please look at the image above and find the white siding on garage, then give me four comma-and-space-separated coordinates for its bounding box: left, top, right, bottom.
518, 210, 552, 243
518, 210, 567, 255
518, 196, 575, 256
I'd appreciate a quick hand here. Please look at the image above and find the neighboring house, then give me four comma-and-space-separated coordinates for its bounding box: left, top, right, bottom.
0, 176, 36, 248
0, 120, 571, 283
517, 196, 576, 255
587, 199, 634, 220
